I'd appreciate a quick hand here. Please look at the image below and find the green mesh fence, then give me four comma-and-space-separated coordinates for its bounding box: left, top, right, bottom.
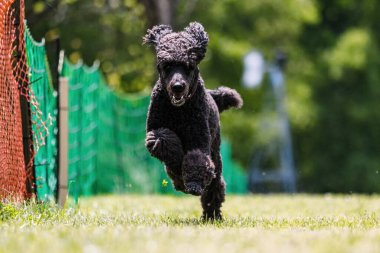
96, 83, 175, 194
61, 60, 100, 200
25, 24, 58, 202
221, 141, 247, 193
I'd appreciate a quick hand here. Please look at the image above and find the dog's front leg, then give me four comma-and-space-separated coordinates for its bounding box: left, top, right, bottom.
145, 92, 186, 190
181, 123, 215, 196
182, 149, 216, 195
146, 128, 186, 191
146, 90, 184, 168
146, 128, 184, 167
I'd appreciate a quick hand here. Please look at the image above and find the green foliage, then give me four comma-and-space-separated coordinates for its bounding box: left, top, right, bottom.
186, 0, 320, 166
26, 0, 154, 92
294, 0, 380, 193
326, 28, 371, 79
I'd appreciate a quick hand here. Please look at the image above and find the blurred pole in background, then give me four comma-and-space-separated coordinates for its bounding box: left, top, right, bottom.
244, 50, 297, 193
269, 51, 296, 192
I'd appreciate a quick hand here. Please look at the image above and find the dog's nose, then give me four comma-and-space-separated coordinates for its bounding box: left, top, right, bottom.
172, 82, 185, 93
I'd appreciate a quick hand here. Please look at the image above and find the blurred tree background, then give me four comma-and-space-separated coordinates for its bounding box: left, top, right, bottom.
26, 0, 380, 193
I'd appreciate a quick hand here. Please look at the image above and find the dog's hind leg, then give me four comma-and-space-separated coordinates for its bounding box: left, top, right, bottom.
146, 128, 185, 191
200, 150, 225, 220
201, 176, 226, 220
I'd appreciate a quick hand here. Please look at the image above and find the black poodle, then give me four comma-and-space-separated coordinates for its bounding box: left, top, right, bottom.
143, 22, 243, 220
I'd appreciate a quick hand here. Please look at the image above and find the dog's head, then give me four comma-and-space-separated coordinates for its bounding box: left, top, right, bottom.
143, 22, 208, 107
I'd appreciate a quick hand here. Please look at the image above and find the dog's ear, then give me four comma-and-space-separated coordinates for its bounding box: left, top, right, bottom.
185, 22, 209, 62
143, 24, 172, 47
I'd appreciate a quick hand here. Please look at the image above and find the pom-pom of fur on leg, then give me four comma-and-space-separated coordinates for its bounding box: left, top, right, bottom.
145, 128, 184, 168
182, 149, 216, 196
208, 86, 243, 113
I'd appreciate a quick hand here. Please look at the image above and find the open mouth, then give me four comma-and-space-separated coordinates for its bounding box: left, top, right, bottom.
171, 95, 186, 106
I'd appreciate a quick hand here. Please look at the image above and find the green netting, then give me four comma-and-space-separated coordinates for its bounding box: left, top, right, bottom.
96, 82, 176, 194
61, 60, 100, 200
221, 140, 248, 194
25, 24, 58, 202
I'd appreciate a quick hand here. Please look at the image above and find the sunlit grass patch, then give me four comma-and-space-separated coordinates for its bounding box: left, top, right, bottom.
0, 195, 379, 253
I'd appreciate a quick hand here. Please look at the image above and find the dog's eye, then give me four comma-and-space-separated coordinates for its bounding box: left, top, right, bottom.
163, 65, 172, 72
185, 66, 193, 75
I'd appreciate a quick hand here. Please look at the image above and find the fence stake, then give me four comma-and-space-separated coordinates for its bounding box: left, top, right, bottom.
58, 77, 69, 207
20, 92, 35, 197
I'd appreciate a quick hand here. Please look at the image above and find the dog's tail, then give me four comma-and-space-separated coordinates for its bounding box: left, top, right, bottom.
208, 87, 243, 113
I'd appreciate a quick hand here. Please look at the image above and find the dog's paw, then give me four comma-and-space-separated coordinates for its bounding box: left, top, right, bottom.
185, 181, 204, 196
145, 128, 184, 162
145, 130, 161, 156
201, 210, 223, 221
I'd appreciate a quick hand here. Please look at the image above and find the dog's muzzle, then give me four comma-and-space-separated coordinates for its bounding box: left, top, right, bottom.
171, 95, 186, 107
170, 82, 187, 106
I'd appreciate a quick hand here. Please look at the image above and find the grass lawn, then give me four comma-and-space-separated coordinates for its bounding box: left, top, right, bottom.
0, 194, 379, 253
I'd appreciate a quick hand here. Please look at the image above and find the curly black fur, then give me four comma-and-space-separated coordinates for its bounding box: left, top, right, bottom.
144, 22, 243, 220
208, 87, 243, 112
182, 149, 216, 196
